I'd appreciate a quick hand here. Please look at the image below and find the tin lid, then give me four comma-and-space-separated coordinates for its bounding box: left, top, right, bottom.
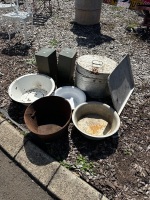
108, 54, 134, 115
76, 55, 117, 78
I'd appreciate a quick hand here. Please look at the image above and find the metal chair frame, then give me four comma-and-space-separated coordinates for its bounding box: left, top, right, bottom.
2, 0, 33, 43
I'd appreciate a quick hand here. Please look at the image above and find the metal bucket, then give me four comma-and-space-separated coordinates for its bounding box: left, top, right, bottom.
75, 55, 117, 99
75, 0, 102, 25
24, 96, 72, 141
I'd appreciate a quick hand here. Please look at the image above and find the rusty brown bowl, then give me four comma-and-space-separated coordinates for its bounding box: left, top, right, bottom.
24, 96, 72, 141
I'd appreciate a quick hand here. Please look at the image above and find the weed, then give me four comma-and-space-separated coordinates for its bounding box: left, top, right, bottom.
19, 131, 27, 136
60, 161, 72, 170
127, 21, 139, 29
123, 149, 132, 156
76, 154, 94, 173
25, 57, 36, 65
111, 6, 124, 11
114, 14, 122, 18
49, 38, 58, 47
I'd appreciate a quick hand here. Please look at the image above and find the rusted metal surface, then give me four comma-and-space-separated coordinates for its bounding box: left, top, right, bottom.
77, 114, 110, 136
24, 96, 72, 141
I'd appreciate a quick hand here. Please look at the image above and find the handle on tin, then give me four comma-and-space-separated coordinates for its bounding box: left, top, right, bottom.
92, 60, 103, 67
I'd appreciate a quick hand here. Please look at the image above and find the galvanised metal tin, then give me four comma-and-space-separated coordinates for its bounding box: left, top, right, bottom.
75, 55, 117, 99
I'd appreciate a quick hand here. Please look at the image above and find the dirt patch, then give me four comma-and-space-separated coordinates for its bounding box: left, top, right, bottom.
0, 1, 150, 200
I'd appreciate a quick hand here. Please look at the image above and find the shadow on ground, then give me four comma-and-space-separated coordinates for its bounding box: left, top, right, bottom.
70, 23, 115, 48
0, 32, 16, 40
1, 42, 31, 56
70, 126, 119, 161
23, 134, 56, 166
136, 28, 150, 42
126, 26, 150, 42
24, 130, 70, 163
44, 132, 70, 161
8, 101, 26, 125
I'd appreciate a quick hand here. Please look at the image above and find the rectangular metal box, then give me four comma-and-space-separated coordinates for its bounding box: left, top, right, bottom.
57, 48, 77, 85
35, 48, 57, 82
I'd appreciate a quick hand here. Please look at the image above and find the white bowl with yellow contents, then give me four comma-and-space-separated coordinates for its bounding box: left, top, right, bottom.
72, 102, 120, 140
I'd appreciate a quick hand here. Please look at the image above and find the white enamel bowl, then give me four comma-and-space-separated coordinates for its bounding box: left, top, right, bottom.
54, 86, 86, 109
8, 73, 55, 106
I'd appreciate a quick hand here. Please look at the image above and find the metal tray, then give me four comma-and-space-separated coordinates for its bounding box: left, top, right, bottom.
108, 54, 134, 115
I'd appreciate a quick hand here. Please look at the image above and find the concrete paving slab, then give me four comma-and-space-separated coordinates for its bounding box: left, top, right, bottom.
0, 116, 25, 157
48, 165, 102, 200
0, 115, 109, 200
15, 140, 60, 186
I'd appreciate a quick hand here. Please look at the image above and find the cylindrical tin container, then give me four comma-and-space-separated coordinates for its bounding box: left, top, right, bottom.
75, 0, 102, 25
75, 55, 117, 99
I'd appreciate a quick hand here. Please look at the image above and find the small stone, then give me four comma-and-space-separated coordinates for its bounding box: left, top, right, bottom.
86, 172, 90, 176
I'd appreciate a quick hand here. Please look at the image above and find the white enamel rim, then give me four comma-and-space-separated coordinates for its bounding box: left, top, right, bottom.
72, 102, 120, 139
8, 73, 55, 104
54, 86, 86, 109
